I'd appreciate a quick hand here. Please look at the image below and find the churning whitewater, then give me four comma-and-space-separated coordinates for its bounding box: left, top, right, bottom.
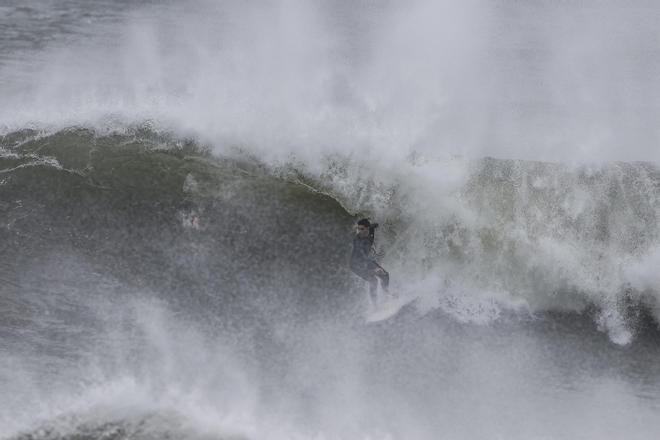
2, 1, 660, 439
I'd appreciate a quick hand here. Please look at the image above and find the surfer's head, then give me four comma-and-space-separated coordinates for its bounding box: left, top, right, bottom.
357, 218, 370, 238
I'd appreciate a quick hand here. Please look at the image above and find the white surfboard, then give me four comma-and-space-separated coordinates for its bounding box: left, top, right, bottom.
366, 294, 416, 323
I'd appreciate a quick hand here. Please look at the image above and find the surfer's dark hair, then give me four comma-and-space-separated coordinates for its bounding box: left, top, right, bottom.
357, 218, 370, 227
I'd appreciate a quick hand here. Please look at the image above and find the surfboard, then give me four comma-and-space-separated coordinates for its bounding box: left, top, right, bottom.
366, 295, 416, 323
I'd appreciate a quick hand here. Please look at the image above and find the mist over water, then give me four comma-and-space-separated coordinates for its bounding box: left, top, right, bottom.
2, 1, 660, 439
2, 0, 660, 162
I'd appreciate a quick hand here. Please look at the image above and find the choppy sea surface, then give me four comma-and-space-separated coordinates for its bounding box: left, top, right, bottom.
3, 1, 660, 439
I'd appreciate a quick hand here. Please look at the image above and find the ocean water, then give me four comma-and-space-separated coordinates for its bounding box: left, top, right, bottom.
2, 1, 660, 439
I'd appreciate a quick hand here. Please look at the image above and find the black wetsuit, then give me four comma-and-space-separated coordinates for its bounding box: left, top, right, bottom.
350, 234, 389, 290
350, 235, 377, 278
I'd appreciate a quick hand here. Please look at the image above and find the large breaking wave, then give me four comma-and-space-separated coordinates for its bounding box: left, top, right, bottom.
3, 127, 660, 344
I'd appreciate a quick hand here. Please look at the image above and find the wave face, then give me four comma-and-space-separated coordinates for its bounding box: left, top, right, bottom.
0, 128, 353, 315
3, 1, 660, 439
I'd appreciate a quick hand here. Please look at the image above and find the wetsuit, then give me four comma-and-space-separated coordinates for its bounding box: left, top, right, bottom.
350, 234, 389, 292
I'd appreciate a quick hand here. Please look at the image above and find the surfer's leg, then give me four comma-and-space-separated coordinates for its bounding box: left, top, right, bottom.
368, 277, 378, 303
352, 266, 379, 304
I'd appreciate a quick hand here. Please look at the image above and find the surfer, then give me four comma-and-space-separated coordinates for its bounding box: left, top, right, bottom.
350, 218, 389, 302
